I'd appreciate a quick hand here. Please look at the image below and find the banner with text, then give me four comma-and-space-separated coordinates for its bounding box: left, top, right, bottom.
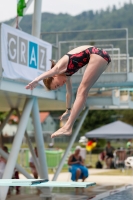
0, 23, 52, 82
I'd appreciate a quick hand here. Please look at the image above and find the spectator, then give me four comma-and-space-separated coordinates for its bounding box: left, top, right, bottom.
127, 139, 133, 156
104, 141, 115, 169
126, 139, 132, 149
68, 146, 88, 181
12, 169, 20, 194
95, 151, 106, 169
99, 151, 106, 162
29, 147, 39, 179
48, 143, 54, 148
114, 147, 126, 169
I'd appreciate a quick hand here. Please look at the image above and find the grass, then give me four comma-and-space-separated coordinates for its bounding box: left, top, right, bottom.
93, 168, 133, 176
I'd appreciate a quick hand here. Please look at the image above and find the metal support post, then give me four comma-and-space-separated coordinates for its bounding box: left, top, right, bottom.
0, 148, 33, 179
31, 0, 51, 198
0, 146, 48, 195
52, 107, 89, 181
16, 109, 40, 176
126, 28, 129, 73
32, 0, 42, 38
31, 97, 48, 179
32, 97, 52, 199
25, 132, 41, 174
56, 33, 59, 60
0, 98, 34, 200
7, 109, 48, 195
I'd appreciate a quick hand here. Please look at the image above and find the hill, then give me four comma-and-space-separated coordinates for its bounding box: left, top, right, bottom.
4, 2, 133, 55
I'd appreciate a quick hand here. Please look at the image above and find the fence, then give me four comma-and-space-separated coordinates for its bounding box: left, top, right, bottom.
10, 147, 132, 171
17, 148, 75, 171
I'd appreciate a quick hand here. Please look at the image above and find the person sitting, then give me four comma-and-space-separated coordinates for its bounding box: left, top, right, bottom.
95, 151, 106, 169
114, 147, 127, 169
104, 141, 115, 169
68, 146, 88, 182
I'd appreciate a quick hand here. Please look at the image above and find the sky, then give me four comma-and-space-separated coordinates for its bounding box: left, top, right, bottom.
0, 0, 131, 23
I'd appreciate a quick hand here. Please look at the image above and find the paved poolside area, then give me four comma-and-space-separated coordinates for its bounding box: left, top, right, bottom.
18, 169, 133, 185
6, 169, 133, 200
49, 169, 133, 185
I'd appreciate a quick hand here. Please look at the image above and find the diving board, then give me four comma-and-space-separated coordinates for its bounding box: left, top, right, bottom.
0, 179, 96, 188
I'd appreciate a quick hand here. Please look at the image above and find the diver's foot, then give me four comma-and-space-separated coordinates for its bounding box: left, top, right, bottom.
51, 127, 72, 138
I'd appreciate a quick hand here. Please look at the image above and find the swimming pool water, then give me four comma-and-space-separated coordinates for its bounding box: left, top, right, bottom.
103, 188, 133, 200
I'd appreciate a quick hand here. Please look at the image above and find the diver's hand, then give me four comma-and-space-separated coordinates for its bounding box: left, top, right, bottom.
60, 110, 71, 121
25, 78, 39, 90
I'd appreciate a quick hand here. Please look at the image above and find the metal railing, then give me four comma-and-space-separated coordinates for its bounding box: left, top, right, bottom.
73, 56, 133, 75
8, 147, 133, 170
40, 28, 130, 71
17, 148, 67, 171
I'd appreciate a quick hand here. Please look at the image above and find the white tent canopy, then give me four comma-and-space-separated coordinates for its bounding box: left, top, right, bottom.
85, 120, 133, 139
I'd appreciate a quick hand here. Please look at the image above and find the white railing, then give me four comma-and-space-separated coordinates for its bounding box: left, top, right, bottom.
75, 56, 133, 76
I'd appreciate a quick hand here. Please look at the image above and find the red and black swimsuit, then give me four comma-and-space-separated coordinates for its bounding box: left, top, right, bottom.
65, 46, 111, 76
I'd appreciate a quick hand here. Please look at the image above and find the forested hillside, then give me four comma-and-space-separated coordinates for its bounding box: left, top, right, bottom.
12, 3, 133, 34
5, 2, 133, 55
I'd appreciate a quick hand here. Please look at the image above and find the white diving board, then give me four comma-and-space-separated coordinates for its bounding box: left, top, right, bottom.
0, 179, 96, 188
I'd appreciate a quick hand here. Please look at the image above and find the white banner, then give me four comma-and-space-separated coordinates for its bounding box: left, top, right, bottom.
0, 23, 52, 82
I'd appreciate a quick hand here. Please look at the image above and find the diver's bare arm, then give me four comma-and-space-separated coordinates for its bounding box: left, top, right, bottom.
25, 65, 59, 89
60, 77, 72, 120
35, 55, 67, 82
35, 66, 59, 82
66, 77, 72, 110
26, 56, 68, 90
36, 55, 69, 82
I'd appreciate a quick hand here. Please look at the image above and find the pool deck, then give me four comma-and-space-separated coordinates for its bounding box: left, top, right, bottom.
6, 169, 133, 200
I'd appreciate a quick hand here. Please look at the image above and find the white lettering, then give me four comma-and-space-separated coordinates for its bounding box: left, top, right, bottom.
30, 47, 37, 66
40, 49, 45, 69
21, 42, 26, 63
9, 38, 16, 60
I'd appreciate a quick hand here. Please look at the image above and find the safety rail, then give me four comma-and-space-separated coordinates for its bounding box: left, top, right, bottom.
7, 148, 133, 170
17, 148, 133, 169
40, 28, 132, 80
74, 56, 133, 75
17, 148, 69, 171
